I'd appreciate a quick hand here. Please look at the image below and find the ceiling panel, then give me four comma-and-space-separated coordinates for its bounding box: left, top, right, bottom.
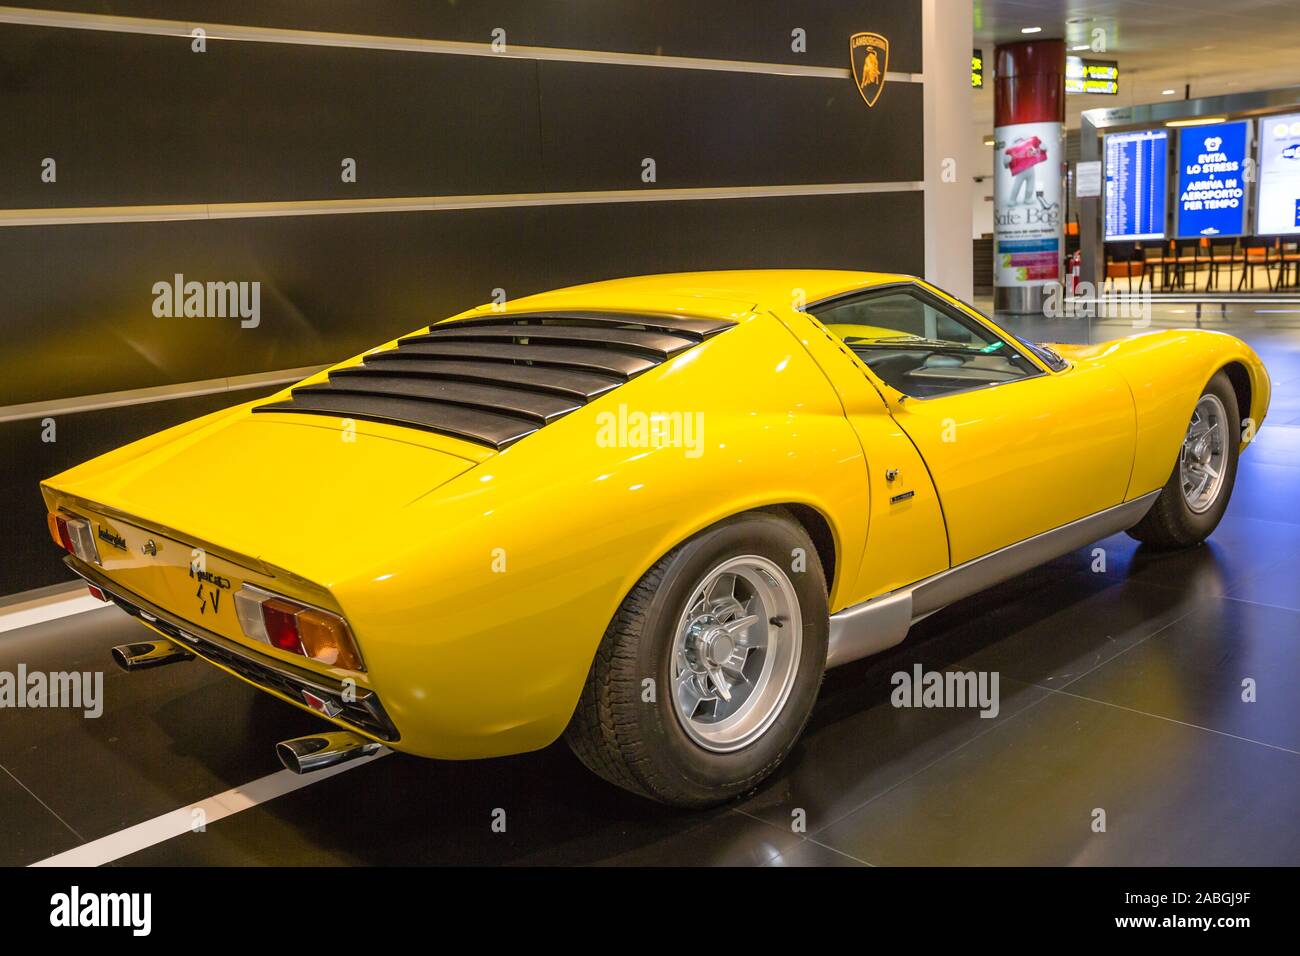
971, 0, 1300, 129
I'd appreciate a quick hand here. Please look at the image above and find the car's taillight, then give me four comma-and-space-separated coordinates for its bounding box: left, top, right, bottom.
261, 598, 305, 653
47, 512, 99, 565
48, 512, 72, 551
234, 586, 363, 671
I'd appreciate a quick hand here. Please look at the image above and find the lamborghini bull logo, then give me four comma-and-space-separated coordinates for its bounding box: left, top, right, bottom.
850, 32, 889, 108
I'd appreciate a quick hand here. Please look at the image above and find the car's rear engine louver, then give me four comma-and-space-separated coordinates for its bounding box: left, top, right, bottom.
253, 311, 735, 449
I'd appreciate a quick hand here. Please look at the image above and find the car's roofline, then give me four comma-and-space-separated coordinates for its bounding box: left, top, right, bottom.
448, 270, 917, 320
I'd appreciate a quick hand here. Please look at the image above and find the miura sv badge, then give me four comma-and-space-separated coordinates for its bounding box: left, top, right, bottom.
850, 31, 889, 108
189, 564, 231, 617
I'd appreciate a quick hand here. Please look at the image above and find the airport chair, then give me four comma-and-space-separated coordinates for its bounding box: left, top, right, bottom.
1103, 244, 1143, 293
1238, 238, 1279, 291
1278, 242, 1300, 291
1155, 240, 1181, 291
1139, 243, 1164, 292
1170, 239, 1205, 291
1205, 238, 1239, 292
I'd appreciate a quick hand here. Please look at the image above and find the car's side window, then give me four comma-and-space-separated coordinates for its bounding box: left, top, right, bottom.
810, 287, 1042, 399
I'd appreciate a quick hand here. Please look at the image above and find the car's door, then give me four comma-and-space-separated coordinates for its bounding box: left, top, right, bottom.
809, 282, 1137, 566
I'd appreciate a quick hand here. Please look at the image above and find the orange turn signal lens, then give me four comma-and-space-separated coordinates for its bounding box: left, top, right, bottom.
48, 512, 69, 549
297, 608, 363, 671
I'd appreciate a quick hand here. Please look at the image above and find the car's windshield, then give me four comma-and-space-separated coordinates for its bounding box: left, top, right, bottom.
927, 297, 1068, 371
816, 290, 1006, 353
809, 287, 1051, 398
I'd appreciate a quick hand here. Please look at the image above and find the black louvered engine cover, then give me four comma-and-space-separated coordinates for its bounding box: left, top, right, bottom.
252, 311, 735, 449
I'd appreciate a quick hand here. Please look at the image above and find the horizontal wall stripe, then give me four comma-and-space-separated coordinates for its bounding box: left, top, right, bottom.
0, 6, 924, 83
0, 365, 324, 424
0, 181, 925, 228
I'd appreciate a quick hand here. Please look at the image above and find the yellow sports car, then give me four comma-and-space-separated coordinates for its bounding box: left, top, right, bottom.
41, 270, 1270, 806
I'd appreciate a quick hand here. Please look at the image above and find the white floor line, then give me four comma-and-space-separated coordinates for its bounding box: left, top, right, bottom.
29, 750, 389, 867
0, 584, 108, 635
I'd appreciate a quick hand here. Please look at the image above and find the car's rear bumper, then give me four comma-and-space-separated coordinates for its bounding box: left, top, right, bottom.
66, 556, 400, 742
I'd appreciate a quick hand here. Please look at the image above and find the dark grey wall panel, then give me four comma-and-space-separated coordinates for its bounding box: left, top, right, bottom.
0, 191, 924, 406
0, 385, 284, 595
0, 23, 921, 208
538, 63, 924, 191
541, 191, 924, 281
0, 24, 546, 207
11, 1, 923, 72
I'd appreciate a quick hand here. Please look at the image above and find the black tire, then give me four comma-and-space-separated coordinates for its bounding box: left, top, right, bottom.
1127, 369, 1241, 550
564, 511, 829, 807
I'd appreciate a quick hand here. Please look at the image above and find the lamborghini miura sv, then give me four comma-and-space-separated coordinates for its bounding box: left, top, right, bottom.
43, 271, 1270, 806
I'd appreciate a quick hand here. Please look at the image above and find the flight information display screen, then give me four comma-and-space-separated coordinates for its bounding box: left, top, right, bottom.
1066, 56, 1119, 95
1105, 129, 1168, 241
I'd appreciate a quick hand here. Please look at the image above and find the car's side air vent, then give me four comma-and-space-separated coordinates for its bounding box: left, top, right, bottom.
252, 311, 736, 449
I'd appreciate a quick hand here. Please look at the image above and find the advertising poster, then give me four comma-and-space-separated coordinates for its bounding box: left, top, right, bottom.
994, 120, 1064, 286
1257, 112, 1300, 236
1104, 129, 1168, 241
1176, 120, 1248, 238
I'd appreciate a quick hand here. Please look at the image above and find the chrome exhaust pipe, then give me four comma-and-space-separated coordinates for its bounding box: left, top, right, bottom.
276, 731, 382, 774
110, 640, 195, 671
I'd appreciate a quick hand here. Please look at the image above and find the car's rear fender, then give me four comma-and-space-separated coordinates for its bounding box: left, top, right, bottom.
324, 314, 870, 759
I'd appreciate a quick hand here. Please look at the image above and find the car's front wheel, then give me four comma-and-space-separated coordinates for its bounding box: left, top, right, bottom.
1127, 369, 1241, 549
565, 511, 828, 807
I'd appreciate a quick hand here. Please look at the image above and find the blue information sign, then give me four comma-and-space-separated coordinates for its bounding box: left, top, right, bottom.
1176, 120, 1248, 238
1105, 129, 1168, 241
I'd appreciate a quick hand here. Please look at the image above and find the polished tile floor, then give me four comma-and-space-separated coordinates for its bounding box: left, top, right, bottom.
3, 299, 1299, 866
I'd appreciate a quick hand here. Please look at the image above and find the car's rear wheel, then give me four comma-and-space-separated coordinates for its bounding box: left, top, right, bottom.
564, 511, 828, 807
1127, 370, 1241, 549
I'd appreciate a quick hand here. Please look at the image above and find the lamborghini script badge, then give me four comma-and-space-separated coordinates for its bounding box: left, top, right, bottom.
850, 32, 889, 108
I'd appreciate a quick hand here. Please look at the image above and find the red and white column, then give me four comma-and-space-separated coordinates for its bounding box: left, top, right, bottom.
993, 39, 1066, 313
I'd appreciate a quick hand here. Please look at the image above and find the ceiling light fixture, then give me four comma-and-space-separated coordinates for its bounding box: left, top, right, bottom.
1162, 89, 1177, 95
1021, 26, 1043, 34
1165, 116, 1227, 127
